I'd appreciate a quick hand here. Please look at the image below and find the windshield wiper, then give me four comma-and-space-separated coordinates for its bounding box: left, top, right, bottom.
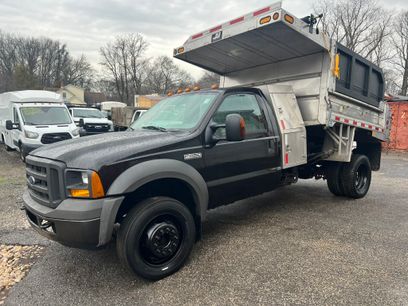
141, 125, 167, 132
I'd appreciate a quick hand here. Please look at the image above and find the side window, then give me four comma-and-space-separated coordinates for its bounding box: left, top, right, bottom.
13, 108, 20, 124
213, 94, 268, 139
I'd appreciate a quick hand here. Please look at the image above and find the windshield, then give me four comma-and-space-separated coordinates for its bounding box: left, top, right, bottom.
20, 107, 72, 125
73, 108, 105, 118
130, 93, 218, 131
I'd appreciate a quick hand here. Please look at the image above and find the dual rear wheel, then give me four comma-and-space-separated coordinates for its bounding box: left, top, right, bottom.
326, 154, 372, 199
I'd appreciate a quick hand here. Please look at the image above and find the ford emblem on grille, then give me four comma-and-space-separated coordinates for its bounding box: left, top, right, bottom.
53, 136, 61, 139
28, 176, 36, 185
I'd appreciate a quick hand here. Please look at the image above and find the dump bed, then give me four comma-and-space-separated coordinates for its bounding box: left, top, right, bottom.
174, 1, 388, 140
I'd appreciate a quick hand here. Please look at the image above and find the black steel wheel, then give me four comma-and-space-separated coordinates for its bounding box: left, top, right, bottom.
117, 197, 196, 280
341, 154, 371, 199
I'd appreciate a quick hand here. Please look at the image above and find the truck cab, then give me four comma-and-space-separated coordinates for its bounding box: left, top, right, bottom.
69, 107, 114, 136
0, 90, 80, 161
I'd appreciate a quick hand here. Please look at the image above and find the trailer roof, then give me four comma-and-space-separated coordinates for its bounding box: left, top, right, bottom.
174, 2, 330, 75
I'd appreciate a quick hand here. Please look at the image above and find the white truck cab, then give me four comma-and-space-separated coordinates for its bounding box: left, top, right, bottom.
69, 107, 114, 136
0, 90, 79, 161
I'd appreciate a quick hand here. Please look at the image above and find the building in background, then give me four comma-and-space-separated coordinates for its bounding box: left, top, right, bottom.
384, 95, 408, 151
56, 85, 85, 106
85, 91, 107, 107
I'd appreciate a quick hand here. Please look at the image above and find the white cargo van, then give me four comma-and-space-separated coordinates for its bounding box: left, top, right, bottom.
0, 90, 80, 161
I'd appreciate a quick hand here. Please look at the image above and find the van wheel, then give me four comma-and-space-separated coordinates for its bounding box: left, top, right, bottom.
19, 144, 26, 162
326, 162, 345, 196
117, 197, 196, 280
341, 154, 371, 199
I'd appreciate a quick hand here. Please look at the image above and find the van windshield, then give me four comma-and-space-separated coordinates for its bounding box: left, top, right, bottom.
129, 93, 218, 131
20, 107, 72, 125
73, 108, 105, 118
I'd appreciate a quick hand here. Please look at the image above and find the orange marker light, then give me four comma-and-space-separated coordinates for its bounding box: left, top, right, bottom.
260, 16, 271, 25
185, 87, 191, 92
70, 189, 90, 198
193, 86, 200, 91
211, 84, 219, 89
284, 14, 294, 24
177, 88, 183, 94
167, 91, 174, 96
91, 171, 105, 198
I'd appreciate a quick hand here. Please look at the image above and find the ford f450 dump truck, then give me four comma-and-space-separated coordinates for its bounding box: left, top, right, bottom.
22, 2, 390, 280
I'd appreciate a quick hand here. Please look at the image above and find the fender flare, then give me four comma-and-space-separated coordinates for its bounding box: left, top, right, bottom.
107, 159, 209, 220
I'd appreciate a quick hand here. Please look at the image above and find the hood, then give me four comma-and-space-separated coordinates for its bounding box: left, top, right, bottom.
30, 131, 188, 169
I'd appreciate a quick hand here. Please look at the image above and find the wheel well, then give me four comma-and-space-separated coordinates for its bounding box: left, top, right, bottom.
354, 129, 382, 171
115, 178, 201, 238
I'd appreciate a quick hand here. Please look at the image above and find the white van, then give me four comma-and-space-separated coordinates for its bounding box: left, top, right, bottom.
0, 90, 80, 161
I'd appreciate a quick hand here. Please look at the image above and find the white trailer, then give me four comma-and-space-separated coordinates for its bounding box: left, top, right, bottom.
174, 1, 389, 169
0, 90, 80, 161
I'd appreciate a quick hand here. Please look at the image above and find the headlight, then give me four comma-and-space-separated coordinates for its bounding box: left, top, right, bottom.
109, 124, 114, 131
24, 130, 39, 139
65, 170, 105, 198
71, 128, 80, 136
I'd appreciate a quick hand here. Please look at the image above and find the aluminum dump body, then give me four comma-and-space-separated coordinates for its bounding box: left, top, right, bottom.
174, 1, 388, 140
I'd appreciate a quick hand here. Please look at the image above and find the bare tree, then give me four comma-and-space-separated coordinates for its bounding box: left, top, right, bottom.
0, 31, 93, 93
145, 56, 194, 95
314, 0, 392, 66
99, 33, 148, 105
392, 11, 408, 95
197, 71, 220, 88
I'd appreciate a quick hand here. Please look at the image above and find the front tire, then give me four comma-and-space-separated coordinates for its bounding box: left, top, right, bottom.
341, 154, 371, 199
2, 135, 12, 151
117, 197, 196, 280
19, 144, 26, 162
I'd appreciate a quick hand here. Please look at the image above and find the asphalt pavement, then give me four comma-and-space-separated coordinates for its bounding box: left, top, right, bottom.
1, 146, 408, 305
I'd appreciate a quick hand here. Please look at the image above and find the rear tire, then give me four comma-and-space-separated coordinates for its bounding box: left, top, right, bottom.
341, 154, 371, 199
116, 197, 196, 280
326, 162, 345, 196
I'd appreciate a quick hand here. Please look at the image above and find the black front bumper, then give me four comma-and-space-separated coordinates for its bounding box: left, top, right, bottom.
23, 190, 124, 249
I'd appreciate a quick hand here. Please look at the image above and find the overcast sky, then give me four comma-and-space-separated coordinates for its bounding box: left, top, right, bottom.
0, 0, 406, 80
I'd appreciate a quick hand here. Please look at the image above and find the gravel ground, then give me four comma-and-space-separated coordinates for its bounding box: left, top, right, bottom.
1, 146, 408, 305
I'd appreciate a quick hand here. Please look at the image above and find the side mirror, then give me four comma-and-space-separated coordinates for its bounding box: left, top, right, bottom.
5, 120, 14, 130
225, 114, 245, 141
79, 119, 84, 127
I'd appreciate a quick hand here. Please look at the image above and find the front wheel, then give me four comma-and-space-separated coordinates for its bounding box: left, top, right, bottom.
341, 154, 371, 199
116, 197, 196, 280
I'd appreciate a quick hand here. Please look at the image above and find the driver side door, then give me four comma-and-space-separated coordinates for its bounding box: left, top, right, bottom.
202, 92, 281, 208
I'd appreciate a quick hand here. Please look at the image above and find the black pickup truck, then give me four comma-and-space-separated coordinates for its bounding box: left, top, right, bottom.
23, 88, 375, 280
